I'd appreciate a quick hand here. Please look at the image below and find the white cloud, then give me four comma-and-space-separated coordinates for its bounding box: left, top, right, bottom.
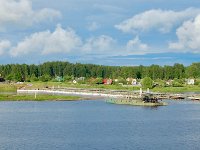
126, 36, 149, 54
0, 0, 61, 30
169, 15, 200, 53
87, 22, 101, 31
0, 40, 11, 56
8, 29, 151, 57
9, 25, 82, 57
8, 24, 118, 57
83, 35, 116, 54
115, 8, 200, 33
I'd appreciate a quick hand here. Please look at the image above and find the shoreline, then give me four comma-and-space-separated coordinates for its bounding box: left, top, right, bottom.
1, 87, 199, 101
17, 89, 200, 101
17, 89, 125, 98
0, 93, 85, 101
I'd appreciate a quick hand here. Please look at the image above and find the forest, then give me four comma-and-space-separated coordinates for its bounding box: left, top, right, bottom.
0, 61, 200, 82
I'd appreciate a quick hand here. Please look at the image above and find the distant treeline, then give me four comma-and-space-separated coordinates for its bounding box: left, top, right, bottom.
0, 61, 200, 82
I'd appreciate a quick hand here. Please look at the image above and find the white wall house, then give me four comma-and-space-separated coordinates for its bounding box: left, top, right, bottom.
186, 79, 195, 85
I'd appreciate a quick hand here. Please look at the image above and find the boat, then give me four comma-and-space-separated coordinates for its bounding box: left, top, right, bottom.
169, 94, 185, 100
106, 93, 167, 106
187, 96, 200, 101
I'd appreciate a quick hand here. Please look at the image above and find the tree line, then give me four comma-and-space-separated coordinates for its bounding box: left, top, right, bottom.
0, 61, 199, 82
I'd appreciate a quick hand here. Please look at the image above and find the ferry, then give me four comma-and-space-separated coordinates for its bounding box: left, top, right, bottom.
106, 92, 167, 106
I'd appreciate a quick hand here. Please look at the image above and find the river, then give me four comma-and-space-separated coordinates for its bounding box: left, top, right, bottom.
0, 99, 200, 150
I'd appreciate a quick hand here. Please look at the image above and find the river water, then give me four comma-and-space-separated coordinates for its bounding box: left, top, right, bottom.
0, 99, 200, 150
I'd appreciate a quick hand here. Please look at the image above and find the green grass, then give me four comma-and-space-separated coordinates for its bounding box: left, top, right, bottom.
152, 85, 200, 93
1, 82, 200, 95
0, 94, 81, 101
0, 84, 17, 92
25, 81, 140, 91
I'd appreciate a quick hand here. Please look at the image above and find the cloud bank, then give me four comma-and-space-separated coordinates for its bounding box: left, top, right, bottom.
0, 0, 61, 30
83, 35, 116, 53
169, 15, 200, 53
126, 36, 149, 54
115, 8, 200, 33
8, 25, 118, 57
9, 25, 82, 57
0, 40, 11, 56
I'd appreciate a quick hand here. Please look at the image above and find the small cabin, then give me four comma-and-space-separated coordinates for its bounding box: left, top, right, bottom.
186, 79, 195, 85
103, 79, 113, 85
55, 76, 64, 82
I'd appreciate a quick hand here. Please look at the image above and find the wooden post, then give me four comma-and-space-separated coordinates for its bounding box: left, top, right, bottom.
35, 91, 37, 99
140, 88, 142, 97
147, 88, 150, 93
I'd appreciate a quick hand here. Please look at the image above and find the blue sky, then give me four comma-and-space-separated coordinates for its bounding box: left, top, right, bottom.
0, 0, 200, 66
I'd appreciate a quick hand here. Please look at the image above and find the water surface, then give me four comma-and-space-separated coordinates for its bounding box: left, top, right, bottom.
0, 100, 200, 150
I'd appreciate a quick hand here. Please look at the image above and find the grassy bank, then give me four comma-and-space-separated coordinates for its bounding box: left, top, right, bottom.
26, 82, 200, 93
23, 81, 140, 91
0, 94, 81, 101
0, 84, 17, 92
1, 82, 200, 94
152, 86, 200, 93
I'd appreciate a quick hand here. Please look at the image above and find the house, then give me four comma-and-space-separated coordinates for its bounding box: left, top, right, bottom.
126, 78, 138, 85
186, 79, 195, 85
166, 80, 173, 86
126, 78, 133, 85
103, 79, 113, 85
55, 76, 64, 82
77, 77, 85, 81
132, 79, 137, 85
126, 78, 133, 82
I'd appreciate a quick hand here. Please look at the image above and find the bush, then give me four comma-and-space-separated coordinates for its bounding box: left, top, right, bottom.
6, 74, 13, 81
64, 75, 74, 82
88, 77, 103, 84
172, 82, 184, 87
114, 78, 126, 85
30, 74, 39, 82
172, 79, 184, 87
39, 75, 51, 82
141, 77, 153, 89
195, 79, 200, 85
154, 79, 166, 87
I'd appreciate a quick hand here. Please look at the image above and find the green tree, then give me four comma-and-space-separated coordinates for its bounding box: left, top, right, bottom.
64, 75, 74, 82
173, 63, 185, 79
30, 74, 39, 82
185, 63, 200, 78
141, 77, 153, 89
39, 75, 51, 82
172, 78, 184, 87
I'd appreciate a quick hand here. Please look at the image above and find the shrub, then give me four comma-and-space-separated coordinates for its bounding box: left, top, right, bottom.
141, 77, 153, 89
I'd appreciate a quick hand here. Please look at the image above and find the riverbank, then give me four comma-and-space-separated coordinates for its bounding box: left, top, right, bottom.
17, 89, 200, 101
22, 82, 200, 93
152, 86, 200, 93
0, 84, 17, 92
0, 94, 82, 101
1, 82, 200, 93
1, 82, 200, 101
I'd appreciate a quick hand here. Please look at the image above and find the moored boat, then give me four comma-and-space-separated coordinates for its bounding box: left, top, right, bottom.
106, 93, 167, 106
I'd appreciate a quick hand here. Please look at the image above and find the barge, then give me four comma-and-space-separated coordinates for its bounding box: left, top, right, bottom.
106, 93, 167, 106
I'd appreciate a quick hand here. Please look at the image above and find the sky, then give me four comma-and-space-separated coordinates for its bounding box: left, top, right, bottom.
0, 0, 200, 66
